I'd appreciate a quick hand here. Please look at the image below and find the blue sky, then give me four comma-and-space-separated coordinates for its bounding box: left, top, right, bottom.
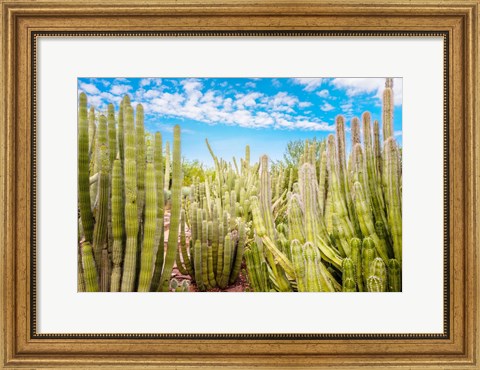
78, 77, 402, 167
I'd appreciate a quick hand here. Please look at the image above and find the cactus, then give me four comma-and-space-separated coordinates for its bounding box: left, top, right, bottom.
92, 115, 109, 279
385, 138, 402, 264
158, 125, 181, 291
81, 242, 99, 292
164, 141, 170, 190
388, 258, 402, 292
110, 159, 124, 292
382, 78, 394, 140
120, 104, 139, 292
135, 104, 146, 223
137, 160, 157, 291
230, 220, 246, 284
78, 93, 94, 243
150, 132, 166, 291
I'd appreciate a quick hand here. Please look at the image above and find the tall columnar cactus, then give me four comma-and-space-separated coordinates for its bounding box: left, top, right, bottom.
385, 137, 402, 264
230, 220, 246, 284
194, 239, 205, 291
351, 117, 361, 146
117, 99, 125, 165
81, 242, 99, 292
218, 234, 232, 289
382, 78, 394, 140
120, 104, 139, 292
164, 141, 170, 191
150, 132, 165, 291
158, 125, 181, 292
92, 115, 109, 280
373, 119, 383, 181
290, 240, 306, 292
110, 159, 124, 292
78, 93, 94, 243
137, 159, 157, 291
107, 104, 117, 165
350, 237, 364, 292
136, 104, 146, 222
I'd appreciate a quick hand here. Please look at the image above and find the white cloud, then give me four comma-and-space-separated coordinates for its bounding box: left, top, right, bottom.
110, 84, 133, 95
320, 102, 334, 112
292, 78, 323, 92
298, 101, 312, 108
272, 79, 281, 88
331, 78, 403, 106
394, 130, 402, 137
317, 89, 329, 98
245, 81, 256, 89
79, 82, 100, 95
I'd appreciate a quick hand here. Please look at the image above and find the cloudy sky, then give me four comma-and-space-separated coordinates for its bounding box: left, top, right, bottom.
78, 77, 402, 166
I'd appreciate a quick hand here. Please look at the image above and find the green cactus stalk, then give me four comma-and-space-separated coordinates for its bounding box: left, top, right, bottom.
287, 194, 306, 244
361, 237, 376, 285
303, 242, 322, 292
78, 93, 94, 243
382, 78, 394, 140
107, 104, 117, 165
164, 141, 170, 191
290, 240, 306, 292
335, 116, 355, 223
158, 125, 181, 292
88, 106, 96, 157
353, 181, 389, 263
218, 234, 232, 289
120, 104, 139, 292
259, 155, 276, 240
194, 239, 205, 291
385, 137, 402, 264
342, 257, 356, 292
150, 132, 166, 291
100, 249, 110, 292
318, 150, 327, 215
388, 258, 402, 292
137, 160, 157, 291
110, 159, 124, 292
201, 220, 210, 289
117, 99, 124, 165
179, 209, 194, 277
77, 256, 86, 292
350, 237, 363, 292
373, 119, 383, 185
135, 104, 146, 223
81, 242, 99, 292
367, 275, 384, 292
369, 257, 387, 291
327, 134, 354, 239
351, 117, 361, 146
230, 220, 246, 284
207, 221, 217, 288
92, 115, 109, 278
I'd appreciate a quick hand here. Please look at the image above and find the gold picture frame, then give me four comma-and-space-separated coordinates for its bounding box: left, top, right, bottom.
1, 0, 478, 368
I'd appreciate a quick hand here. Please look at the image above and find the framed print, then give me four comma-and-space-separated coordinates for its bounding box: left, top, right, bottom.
1, 0, 478, 368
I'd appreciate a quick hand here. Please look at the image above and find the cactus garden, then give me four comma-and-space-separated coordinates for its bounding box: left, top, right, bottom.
78, 77, 402, 292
